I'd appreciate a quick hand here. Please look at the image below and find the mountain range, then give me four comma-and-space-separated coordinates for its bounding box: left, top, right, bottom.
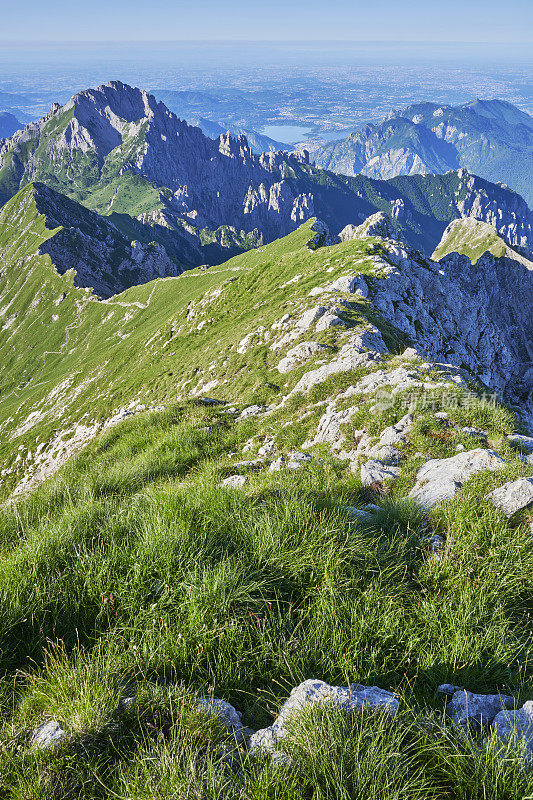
1, 78, 533, 798
0, 81, 532, 300
312, 99, 533, 206
0, 111, 23, 139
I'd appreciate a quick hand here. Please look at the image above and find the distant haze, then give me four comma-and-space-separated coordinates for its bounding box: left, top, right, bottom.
1, 0, 532, 43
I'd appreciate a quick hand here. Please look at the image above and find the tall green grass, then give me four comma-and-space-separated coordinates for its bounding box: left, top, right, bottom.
0, 400, 531, 796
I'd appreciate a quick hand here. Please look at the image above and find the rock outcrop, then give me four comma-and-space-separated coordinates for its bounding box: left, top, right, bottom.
250, 679, 399, 759
350, 216, 533, 408
409, 450, 506, 509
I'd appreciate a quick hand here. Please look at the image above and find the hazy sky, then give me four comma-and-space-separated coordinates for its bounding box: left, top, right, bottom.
2, 0, 532, 43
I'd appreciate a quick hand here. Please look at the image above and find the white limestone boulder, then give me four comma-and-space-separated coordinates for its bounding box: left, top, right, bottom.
486, 478, 533, 517
409, 449, 506, 509
249, 679, 398, 757
277, 341, 328, 373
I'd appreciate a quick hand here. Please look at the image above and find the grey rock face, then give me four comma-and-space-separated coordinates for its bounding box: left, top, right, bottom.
363, 230, 533, 407
307, 219, 336, 250
360, 460, 401, 486
493, 700, 533, 754
343, 212, 401, 242
409, 449, 507, 509
447, 690, 515, 730
249, 679, 399, 757
26, 183, 181, 298
487, 478, 533, 517
31, 720, 66, 749
0, 82, 317, 244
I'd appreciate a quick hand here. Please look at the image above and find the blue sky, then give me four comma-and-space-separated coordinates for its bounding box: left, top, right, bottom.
1, 0, 532, 43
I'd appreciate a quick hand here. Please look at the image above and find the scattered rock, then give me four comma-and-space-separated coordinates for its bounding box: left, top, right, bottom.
288, 451, 313, 464
307, 407, 359, 450
315, 313, 346, 332
366, 445, 401, 465
277, 341, 328, 373
366, 413, 413, 464
461, 427, 488, 439
234, 460, 263, 470
221, 475, 247, 489
31, 720, 66, 749
508, 435, 533, 453
360, 460, 401, 486
409, 449, 506, 509
493, 700, 533, 755
447, 690, 515, 730
334, 505, 373, 521
486, 478, 533, 517
249, 679, 399, 757
238, 405, 266, 420
257, 439, 276, 457
196, 698, 244, 732
291, 326, 388, 395
297, 305, 328, 332
438, 684, 463, 697
327, 274, 369, 296
307, 219, 335, 250
117, 696, 136, 713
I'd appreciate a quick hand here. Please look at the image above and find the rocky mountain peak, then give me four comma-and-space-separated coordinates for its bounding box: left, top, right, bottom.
314, 99, 533, 206
1, 181, 180, 298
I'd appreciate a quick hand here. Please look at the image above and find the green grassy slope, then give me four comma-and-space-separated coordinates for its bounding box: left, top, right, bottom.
0, 185, 399, 494
432, 218, 509, 263
1, 180, 533, 796
0, 379, 532, 797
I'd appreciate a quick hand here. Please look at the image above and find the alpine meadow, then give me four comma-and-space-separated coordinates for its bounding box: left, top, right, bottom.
0, 10, 533, 798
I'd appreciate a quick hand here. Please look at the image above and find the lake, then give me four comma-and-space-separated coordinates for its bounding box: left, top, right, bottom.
261, 124, 312, 144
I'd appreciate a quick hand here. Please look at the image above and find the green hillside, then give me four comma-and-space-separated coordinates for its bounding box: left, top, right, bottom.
432, 218, 509, 263
0, 183, 399, 495
1, 181, 533, 798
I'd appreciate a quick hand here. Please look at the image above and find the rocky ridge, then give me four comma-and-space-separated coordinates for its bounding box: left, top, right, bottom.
1, 191, 533, 793
312, 98, 533, 206
1, 83, 533, 263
